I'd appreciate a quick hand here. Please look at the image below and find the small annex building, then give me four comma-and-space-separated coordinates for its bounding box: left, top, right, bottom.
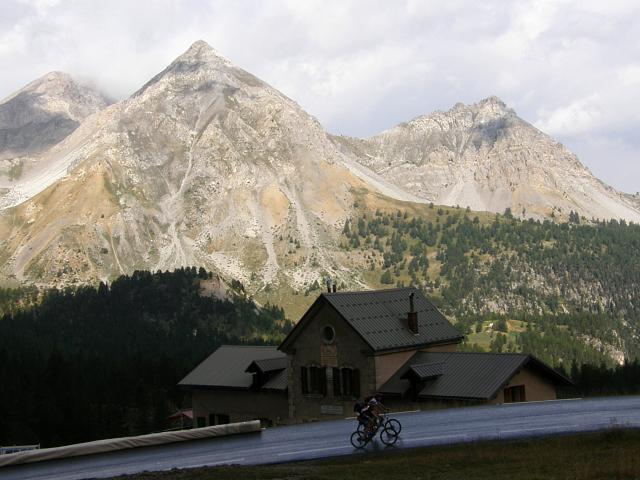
178, 345, 289, 427
179, 287, 571, 427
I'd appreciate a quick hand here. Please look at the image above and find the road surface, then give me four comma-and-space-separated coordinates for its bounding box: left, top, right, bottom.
2, 396, 640, 480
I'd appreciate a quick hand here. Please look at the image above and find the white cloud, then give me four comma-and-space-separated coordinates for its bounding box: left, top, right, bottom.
536, 95, 603, 137
0, 0, 638, 191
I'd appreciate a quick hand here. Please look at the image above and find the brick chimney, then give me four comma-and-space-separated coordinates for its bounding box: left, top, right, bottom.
407, 292, 418, 334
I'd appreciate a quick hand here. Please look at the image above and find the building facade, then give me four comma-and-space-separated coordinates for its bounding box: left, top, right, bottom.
179, 287, 571, 426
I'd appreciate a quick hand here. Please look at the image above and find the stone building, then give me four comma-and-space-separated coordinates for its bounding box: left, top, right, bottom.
179, 287, 571, 426
178, 345, 289, 427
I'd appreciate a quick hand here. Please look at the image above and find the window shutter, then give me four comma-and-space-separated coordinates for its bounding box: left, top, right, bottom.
301, 367, 308, 394
320, 367, 327, 396
352, 369, 361, 398
341, 368, 352, 396
332, 367, 341, 396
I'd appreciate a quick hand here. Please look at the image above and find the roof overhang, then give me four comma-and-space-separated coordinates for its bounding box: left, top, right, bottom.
178, 384, 287, 393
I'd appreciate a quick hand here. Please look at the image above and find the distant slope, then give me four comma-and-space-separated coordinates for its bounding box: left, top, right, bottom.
332, 97, 640, 223
337, 201, 640, 365
0, 72, 111, 208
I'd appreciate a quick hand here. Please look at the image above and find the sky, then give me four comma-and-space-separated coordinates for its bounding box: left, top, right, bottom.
1, 0, 639, 193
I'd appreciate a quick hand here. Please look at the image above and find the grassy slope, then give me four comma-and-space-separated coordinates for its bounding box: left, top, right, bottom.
112, 429, 640, 480
252, 190, 483, 321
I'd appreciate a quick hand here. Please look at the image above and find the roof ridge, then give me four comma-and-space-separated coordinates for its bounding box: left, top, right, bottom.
433, 351, 527, 356
322, 286, 416, 296
219, 345, 279, 349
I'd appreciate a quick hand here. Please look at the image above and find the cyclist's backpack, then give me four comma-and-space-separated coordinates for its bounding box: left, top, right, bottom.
353, 401, 365, 414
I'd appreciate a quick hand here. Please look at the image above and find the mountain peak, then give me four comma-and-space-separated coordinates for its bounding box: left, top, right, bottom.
177, 39, 231, 66
0, 69, 110, 167
186, 39, 213, 53
479, 95, 506, 106
1, 71, 71, 104
473, 95, 514, 120
34, 71, 73, 85
132, 41, 256, 98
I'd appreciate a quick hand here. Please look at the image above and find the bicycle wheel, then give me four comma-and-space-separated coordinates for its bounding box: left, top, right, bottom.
350, 430, 368, 449
384, 418, 402, 435
380, 427, 398, 446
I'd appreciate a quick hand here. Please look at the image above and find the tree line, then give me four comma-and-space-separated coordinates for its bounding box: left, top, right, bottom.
341, 207, 640, 369
0, 267, 292, 447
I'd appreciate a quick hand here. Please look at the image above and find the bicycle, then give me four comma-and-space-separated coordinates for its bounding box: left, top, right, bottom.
356, 411, 402, 436
350, 415, 399, 449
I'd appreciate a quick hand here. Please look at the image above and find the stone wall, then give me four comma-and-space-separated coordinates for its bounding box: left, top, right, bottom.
491, 365, 558, 404
192, 389, 288, 427
286, 303, 374, 422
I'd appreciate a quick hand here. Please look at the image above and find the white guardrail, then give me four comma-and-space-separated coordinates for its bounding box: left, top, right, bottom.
0, 420, 261, 468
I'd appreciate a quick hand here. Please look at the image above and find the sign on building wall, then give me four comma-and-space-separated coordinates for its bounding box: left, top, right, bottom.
320, 404, 344, 415
320, 344, 338, 367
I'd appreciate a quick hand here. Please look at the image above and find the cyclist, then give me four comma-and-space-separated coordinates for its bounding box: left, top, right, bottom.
366, 393, 388, 423
354, 400, 376, 437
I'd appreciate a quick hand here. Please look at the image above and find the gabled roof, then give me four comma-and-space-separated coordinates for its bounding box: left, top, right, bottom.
380, 352, 572, 400
279, 287, 463, 353
178, 345, 286, 390
245, 357, 287, 374
402, 362, 444, 380
261, 369, 288, 391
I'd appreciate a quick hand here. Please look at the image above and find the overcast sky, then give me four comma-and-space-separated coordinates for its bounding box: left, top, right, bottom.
1, 0, 638, 193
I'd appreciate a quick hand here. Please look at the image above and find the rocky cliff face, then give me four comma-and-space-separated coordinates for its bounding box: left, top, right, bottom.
0, 72, 110, 205
332, 97, 640, 222
1, 41, 639, 294
0, 42, 376, 289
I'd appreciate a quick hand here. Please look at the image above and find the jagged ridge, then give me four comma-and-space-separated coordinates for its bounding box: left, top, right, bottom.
332, 96, 640, 222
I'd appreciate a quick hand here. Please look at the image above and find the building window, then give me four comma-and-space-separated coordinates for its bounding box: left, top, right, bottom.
332, 367, 360, 398
504, 385, 526, 403
322, 325, 336, 344
208, 413, 230, 425
301, 366, 327, 395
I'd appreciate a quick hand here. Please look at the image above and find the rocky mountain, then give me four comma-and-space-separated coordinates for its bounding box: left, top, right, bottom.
0, 41, 420, 290
0, 72, 111, 208
1, 40, 639, 300
332, 97, 640, 223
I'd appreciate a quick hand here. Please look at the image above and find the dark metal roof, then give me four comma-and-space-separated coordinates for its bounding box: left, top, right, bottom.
261, 369, 288, 391
246, 357, 287, 374
380, 352, 571, 400
178, 346, 285, 389
403, 362, 445, 380
321, 287, 463, 352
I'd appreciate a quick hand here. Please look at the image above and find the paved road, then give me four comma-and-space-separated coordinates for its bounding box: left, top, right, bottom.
3, 396, 640, 480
